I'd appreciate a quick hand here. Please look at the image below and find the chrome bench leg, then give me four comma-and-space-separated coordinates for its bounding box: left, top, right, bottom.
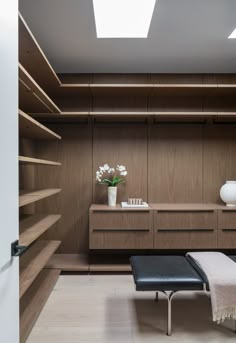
161, 290, 177, 336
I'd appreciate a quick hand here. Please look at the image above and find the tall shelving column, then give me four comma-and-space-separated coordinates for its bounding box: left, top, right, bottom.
19, 109, 62, 343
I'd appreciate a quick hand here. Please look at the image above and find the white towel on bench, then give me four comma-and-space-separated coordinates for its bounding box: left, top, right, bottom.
187, 252, 236, 322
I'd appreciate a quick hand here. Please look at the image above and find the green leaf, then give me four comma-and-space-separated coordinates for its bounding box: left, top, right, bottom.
101, 179, 113, 185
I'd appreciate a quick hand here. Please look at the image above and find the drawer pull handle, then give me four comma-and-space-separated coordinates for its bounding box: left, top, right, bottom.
221, 228, 236, 232
156, 210, 215, 213
157, 228, 214, 232
93, 228, 150, 232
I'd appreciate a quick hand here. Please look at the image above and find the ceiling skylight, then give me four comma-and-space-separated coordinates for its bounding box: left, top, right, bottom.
93, 0, 156, 38
228, 28, 236, 39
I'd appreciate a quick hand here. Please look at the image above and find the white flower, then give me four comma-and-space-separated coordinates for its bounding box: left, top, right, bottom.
120, 171, 127, 176
96, 176, 101, 182
103, 163, 109, 171
117, 165, 126, 172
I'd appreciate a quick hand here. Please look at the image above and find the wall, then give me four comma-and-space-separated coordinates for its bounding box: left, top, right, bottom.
33, 74, 236, 254
34, 121, 236, 254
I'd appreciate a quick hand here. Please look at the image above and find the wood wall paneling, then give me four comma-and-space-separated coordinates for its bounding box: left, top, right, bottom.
148, 124, 203, 203
93, 123, 148, 204
203, 124, 236, 203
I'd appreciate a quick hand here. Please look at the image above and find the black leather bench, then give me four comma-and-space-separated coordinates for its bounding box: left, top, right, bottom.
130, 255, 236, 336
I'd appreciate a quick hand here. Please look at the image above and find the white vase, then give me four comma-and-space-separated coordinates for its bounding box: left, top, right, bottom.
220, 181, 236, 207
108, 186, 117, 207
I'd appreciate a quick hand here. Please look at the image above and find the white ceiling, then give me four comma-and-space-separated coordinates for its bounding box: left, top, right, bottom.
19, 0, 236, 73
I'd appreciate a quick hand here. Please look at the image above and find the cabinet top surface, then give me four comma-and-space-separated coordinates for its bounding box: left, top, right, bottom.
90, 203, 236, 211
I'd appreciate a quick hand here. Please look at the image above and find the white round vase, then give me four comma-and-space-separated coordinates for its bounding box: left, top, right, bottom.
220, 181, 236, 207
108, 186, 117, 207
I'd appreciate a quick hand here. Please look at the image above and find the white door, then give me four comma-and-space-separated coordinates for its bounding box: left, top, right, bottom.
0, 1, 19, 343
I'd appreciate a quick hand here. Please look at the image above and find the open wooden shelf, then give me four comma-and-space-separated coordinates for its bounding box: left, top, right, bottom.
20, 268, 60, 343
19, 13, 61, 93
19, 188, 61, 207
32, 111, 236, 123
51, 83, 236, 97
19, 155, 61, 166
20, 240, 61, 298
19, 63, 61, 114
19, 214, 61, 247
46, 254, 89, 271
19, 109, 61, 140
33, 112, 90, 122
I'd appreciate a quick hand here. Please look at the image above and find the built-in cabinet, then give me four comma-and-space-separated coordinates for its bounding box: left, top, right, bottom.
89, 204, 236, 250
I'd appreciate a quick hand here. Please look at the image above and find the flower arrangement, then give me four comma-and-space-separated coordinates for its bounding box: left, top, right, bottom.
96, 163, 128, 187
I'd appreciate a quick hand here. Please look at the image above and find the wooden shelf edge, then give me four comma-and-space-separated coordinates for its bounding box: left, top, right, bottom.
19, 109, 61, 140
19, 214, 62, 247
19, 63, 61, 113
57, 83, 236, 89
19, 188, 61, 207
20, 268, 60, 343
19, 155, 61, 166
32, 111, 236, 122
20, 240, 61, 298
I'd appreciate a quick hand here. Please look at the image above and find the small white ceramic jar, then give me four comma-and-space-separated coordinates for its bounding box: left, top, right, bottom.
220, 181, 236, 207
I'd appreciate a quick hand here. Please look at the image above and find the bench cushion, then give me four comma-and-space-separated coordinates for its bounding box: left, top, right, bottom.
230, 255, 236, 263
130, 256, 204, 291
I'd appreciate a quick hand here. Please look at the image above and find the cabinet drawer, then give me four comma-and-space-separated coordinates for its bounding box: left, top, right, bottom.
218, 211, 236, 249
154, 229, 217, 249
90, 211, 152, 249
90, 229, 153, 249
217, 229, 236, 249
154, 211, 217, 230
90, 211, 151, 230
153, 210, 217, 249
218, 211, 236, 230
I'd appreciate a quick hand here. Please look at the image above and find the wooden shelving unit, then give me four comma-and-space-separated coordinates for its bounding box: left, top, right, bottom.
19, 155, 61, 166
19, 109, 61, 140
18, 14, 63, 342
19, 63, 61, 113
20, 269, 60, 343
19, 214, 61, 247
19, 188, 61, 207
19, 13, 61, 93
20, 240, 61, 298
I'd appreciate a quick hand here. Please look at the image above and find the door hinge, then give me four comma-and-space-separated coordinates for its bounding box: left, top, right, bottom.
11, 240, 28, 257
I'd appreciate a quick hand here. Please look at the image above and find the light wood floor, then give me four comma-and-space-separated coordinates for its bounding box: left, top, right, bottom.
27, 274, 235, 343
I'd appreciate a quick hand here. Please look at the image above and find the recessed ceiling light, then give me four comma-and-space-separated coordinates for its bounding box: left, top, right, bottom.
228, 28, 236, 39
93, 0, 156, 38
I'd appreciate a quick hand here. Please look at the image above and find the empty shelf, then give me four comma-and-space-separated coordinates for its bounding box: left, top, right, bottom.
19, 214, 61, 247
19, 156, 61, 166
20, 240, 61, 298
20, 268, 60, 343
19, 109, 61, 140
19, 188, 61, 207
19, 63, 60, 113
